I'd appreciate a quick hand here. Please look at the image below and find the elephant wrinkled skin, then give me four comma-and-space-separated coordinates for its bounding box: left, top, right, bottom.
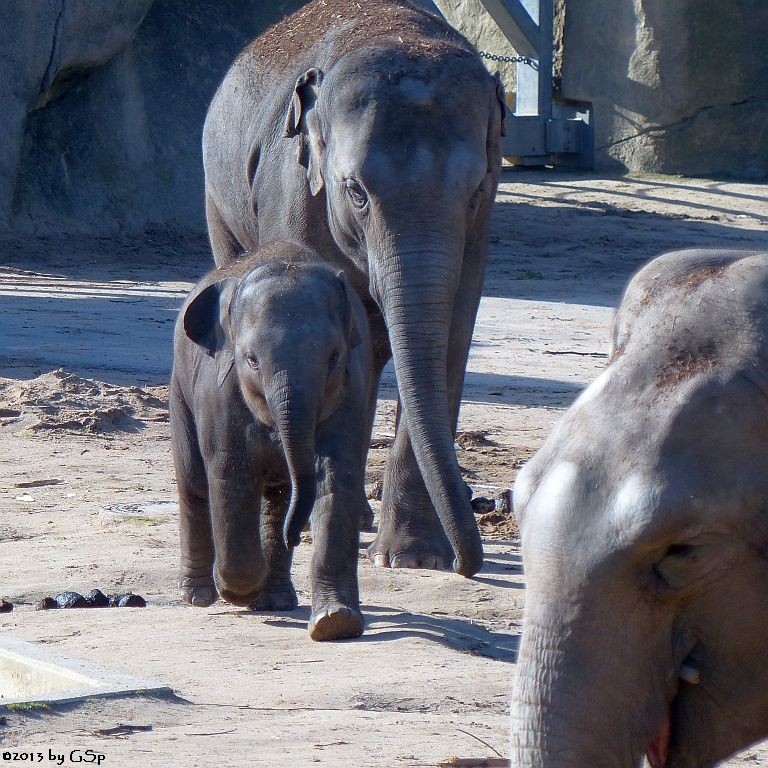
511, 249, 768, 767
202, 0, 506, 576
170, 242, 373, 641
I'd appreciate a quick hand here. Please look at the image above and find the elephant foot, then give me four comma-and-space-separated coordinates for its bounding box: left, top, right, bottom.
249, 584, 299, 612
309, 603, 364, 641
180, 576, 217, 607
367, 525, 453, 571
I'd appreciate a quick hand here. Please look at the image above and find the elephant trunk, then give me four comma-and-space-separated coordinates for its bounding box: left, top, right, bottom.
374, 240, 484, 576
511, 597, 676, 768
267, 377, 318, 548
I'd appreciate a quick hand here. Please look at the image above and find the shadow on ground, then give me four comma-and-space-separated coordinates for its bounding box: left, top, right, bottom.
256, 605, 519, 661
486, 184, 768, 306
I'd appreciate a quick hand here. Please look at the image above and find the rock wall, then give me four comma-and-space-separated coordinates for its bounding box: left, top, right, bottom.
1, 0, 765, 237
434, 0, 768, 177
1, 0, 305, 234
562, 0, 768, 177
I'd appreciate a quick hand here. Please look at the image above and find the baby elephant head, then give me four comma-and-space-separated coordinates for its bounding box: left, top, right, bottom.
183, 254, 362, 548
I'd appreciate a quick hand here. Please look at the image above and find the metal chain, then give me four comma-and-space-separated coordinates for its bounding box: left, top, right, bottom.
478, 50, 535, 66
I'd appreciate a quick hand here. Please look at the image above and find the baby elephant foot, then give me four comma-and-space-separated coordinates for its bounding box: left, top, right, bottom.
180, 577, 217, 607
249, 585, 299, 612
309, 603, 364, 642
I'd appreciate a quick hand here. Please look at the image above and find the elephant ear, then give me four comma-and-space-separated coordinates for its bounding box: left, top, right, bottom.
336, 271, 362, 350
183, 279, 237, 357
494, 71, 507, 138
282, 67, 325, 196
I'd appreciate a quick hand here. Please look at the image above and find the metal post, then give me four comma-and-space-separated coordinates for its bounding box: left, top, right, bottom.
514, 0, 550, 119
477, 0, 593, 168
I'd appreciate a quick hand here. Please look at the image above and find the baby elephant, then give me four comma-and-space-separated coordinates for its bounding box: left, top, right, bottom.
170, 242, 372, 641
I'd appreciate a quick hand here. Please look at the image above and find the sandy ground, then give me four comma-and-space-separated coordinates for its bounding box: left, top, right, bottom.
1, 172, 767, 767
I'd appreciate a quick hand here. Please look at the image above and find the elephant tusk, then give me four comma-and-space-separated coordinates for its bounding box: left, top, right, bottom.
679, 663, 701, 685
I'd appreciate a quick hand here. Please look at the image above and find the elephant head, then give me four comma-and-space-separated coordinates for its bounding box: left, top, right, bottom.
510, 251, 768, 766
184, 246, 362, 548
283, 46, 506, 575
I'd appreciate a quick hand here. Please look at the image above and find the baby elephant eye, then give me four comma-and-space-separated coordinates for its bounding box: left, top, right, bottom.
344, 178, 369, 210
328, 351, 340, 371
245, 353, 260, 371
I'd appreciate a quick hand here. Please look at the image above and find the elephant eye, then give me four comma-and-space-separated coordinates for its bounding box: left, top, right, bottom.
653, 542, 710, 591
328, 351, 340, 371
245, 352, 260, 371
344, 178, 369, 210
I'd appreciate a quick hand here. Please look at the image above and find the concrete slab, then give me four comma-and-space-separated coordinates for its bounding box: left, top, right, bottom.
0, 636, 171, 707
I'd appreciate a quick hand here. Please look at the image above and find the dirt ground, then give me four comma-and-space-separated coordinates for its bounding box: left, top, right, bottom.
1, 172, 767, 767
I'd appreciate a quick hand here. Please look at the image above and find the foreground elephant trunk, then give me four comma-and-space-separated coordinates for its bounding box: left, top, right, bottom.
373, 234, 484, 576
511, 582, 681, 767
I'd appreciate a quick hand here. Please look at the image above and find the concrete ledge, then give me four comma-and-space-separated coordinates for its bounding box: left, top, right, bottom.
0, 636, 171, 706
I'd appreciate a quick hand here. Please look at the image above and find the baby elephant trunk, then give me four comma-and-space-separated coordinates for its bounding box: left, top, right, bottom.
267, 381, 318, 548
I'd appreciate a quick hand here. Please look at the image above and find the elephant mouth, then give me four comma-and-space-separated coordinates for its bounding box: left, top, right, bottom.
645, 661, 700, 768
646, 716, 671, 768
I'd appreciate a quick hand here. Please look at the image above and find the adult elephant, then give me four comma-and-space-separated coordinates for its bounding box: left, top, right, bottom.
202, 0, 505, 576
511, 249, 768, 766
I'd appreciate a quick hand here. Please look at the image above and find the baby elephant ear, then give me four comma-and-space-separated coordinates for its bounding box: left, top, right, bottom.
336, 271, 362, 349
183, 279, 236, 356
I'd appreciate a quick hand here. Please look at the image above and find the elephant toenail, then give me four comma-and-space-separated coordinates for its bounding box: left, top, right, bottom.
391, 554, 419, 569
372, 553, 389, 567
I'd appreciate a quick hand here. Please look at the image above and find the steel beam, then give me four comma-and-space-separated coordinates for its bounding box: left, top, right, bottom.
476, 0, 539, 58
477, 0, 593, 167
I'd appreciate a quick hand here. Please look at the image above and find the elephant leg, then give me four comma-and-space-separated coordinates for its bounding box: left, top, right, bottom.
178, 484, 217, 607
249, 484, 298, 611
359, 360, 383, 532
171, 383, 217, 607
308, 417, 367, 641
208, 463, 266, 607
205, 192, 245, 266
370, 251, 487, 571
369, 410, 453, 569
308, 490, 364, 641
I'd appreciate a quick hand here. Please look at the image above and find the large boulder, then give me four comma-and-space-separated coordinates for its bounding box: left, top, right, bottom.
1, 0, 306, 234
561, 0, 768, 177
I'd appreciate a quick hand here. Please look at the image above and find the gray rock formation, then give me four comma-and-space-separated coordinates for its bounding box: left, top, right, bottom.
1, 0, 764, 237
1, 0, 305, 234
561, 0, 768, 177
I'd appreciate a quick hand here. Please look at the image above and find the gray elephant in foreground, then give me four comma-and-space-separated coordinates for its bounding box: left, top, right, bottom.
511, 249, 768, 766
202, 0, 506, 576
170, 241, 372, 641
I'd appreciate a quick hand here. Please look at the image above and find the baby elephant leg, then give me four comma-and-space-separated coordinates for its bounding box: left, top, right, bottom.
178, 484, 217, 607
208, 469, 266, 607
171, 386, 217, 607
308, 489, 364, 641
249, 485, 298, 611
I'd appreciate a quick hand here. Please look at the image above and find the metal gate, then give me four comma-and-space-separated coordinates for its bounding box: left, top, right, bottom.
421, 0, 594, 168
